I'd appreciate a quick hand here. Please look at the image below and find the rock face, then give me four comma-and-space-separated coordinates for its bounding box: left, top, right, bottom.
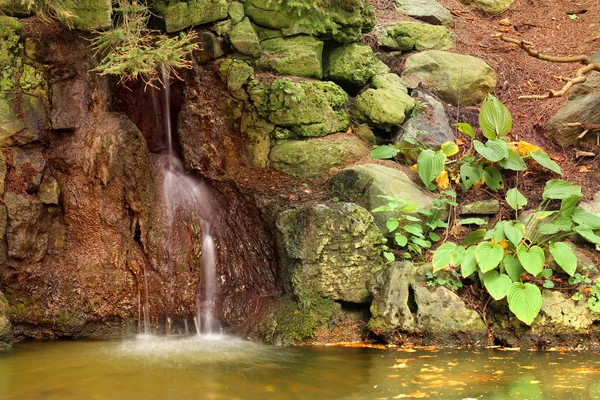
62, 0, 112, 31
0, 291, 10, 351
378, 22, 456, 52
229, 17, 262, 57
276, 203, 385, 303
325, 43, 389, 90
461, 0, 516, 14
395, 0, 454, 27
329, 164, 435, 233
402, 50, 497, 106
152, 0, 229, 32
269, 134, 370, 178
257, 35, 324, 79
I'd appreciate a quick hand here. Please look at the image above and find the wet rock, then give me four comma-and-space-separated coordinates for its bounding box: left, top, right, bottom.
193, 31, 228, 61
152, 0, 229, 32
461, 0, 515, 14
378, 21, 456, 52
459, 199, 501, 215
0, 291, 11, 351
402, 50, 497, 106
532, 291, 600, 333
269, 134, 370, 178
325, 43, 389, 90
248, 78, 349, 138
230, 17, 262, 57
5, 191, 48, 262
37, 171, 61, 205
329, 164, 436, 233
276, 202, 385, 303
354, 123, 377, 145
257, 35, 324, 79
50, 77, 90, 130
0, 151, 6, 196
395, 90, 454, 148
243, 113, 273, 168
11, 147, 46, 193
395, 0, 454, 27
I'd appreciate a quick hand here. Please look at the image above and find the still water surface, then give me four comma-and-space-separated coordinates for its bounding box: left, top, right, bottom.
1, 335, 600, 399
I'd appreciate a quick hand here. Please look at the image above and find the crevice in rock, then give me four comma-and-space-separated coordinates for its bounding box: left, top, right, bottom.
407, 284, 418, 314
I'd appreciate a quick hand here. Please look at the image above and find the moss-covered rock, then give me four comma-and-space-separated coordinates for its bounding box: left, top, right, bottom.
244, 0, 376, 43
0, 291, 11, 351
59, 0, 112, 31
325, 43, 389, 90
395, 0, 454, 27
257, 35, 324, 79
248, 78, 349, 138
152, 0, 229, 32
276, 203, 385, 303
228, 1, 245, 24
229, 17, 262, 57
402, 50, 497, 106
461, 0, 515, 14
243, 112, 273, 168
269, 134, 370, 178
218, 58, 254, 95
378, 21, 456, 52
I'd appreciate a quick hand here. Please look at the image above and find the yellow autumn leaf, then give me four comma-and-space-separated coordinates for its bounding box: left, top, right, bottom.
435, 170, 449, 190
409, 164, 418, 172
440, 141, 459, 157
510, 140, 543, 156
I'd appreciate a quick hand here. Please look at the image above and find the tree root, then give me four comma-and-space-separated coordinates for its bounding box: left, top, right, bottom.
495, 33, 600, 100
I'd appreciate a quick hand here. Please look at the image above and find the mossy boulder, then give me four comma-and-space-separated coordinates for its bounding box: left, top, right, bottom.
256, 35, 324, 79
228, 1, 245, 24
152, 0, 229, 32
60, 0, 112, 31
325, 43, 389, 90
276, 202, 385, 303
0, 291, 11, 351
244, 0, 376, 43
269, 134, 370, 178
395, 0, 454, 27
402, 50, 497, 106
248, 78, 350, 138
378, 21, 456, 52
461, 0, 515, 14
329, 164, 436, 233
230, 17, 262, 57
218, 59, 254, 94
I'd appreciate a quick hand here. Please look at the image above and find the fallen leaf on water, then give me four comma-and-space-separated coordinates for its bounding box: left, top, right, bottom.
393, 391, 430, 398
447, 362, 459, 366
498, 347, 521, 351
418, 355, 437, 359
391, 364, 408, 369
554, 384, 585, 389
493, 370, 504, 375
519, 365, 536, 370
421, 366, 445, 373
530, 381, 541, 384
388, 375, 400, 378
417, 374, 443, 381
398, 348, 417, 353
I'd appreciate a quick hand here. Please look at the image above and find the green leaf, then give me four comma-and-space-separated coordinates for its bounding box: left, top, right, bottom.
548, 242, 576, 277
573, 207, 600, 230
417, 149, 446, 189
529, 150, 562, 175
574, 227, 600, 244
384, 251, 395, 262
559, 195, 581, 219
460, 229, 486, 246
542, 179, 582, 200
507, 282, 542, 325
404, 224, 424, 238
543, 280, 555, 289
588, 297, 600, 313
386, 219, 400, 232
503, 254, 525, 282
506, 188, 528, 211
458, 217, 487, 226
484, 271, 512, 300
461, 246, 478, 277
483, 166, 503, 191
429, 232, 441, 242
474, 139, 509, 162
479, 94, 513, 139
516, 245, 545, 276
460, 162, 484, 190
453, 122, 475, 139
451, 245, 466, 266
395, 233, 408, 247
537, 223, 562, 235
412, 237, 431, 248
504, 221, 525, 247
370, 145, 400, 159
433, 242, 457, 272
476, 242, 504, 273
403, 215, 422, 222
498, 149, 527, 171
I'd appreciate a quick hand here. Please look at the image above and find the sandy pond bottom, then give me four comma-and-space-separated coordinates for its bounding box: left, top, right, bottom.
1, 335, 600, 399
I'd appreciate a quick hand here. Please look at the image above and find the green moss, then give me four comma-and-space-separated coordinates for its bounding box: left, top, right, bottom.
152, 0, 229, 33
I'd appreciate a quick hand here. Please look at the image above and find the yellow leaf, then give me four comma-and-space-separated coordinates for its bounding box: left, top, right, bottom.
510, 140, 543, 156
435, 170, 449, 190
409, 164, 418, 172
440, 141, 459, 157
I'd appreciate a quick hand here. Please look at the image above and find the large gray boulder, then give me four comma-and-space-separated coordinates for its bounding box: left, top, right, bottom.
402, 50, 497, 106
0, 291, 11, 351
395, 0, 454, 27
276, 203, 385, 303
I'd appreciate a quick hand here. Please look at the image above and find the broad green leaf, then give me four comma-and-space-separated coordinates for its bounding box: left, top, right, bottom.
559, 195, 582, 219
543, 280, 555, 289
453, 122, 475, 139
404, 224, 424, 238
417, 149, 446, 189
451, 245, 466, 266
399, 203, 418, 212
433, 242, 457, 272
506, 188, 527, 211
440, 141, 459, 156
548, 242, 577, 277
534, 211, 556, 220
386, 219, 400, 232
460, 229, 486, 246
384, 251, 395, 261
429, 232, 441, 242
458, 217, 487, 226
483, 166, 503, 191
460, 163, 484, 190
479, 94, 513, 139
484, 221, 507, 242
507, 282, 542, 325
412, 237, 431, 248
403, 215, 422, 222
476, 242, 504, 273
371, 145, 399, 159
529, 150, 562, 175
573, 207, 600, 230
504, 221, 525, 247
484, 270, 512, 300
461, 246, 478, 277
395, 233, 408, 247
537, 223, 562, 235
588, 297, 600, 313
474, 139, 509, 162
542, 179, 582, 200
516, 245, 545, 276
503, 254, 525, 282
574, 227, 600, 244
498, 149, 527, 171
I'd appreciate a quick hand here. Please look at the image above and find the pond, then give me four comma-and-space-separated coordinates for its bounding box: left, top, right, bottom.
1, 335, 599, 399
